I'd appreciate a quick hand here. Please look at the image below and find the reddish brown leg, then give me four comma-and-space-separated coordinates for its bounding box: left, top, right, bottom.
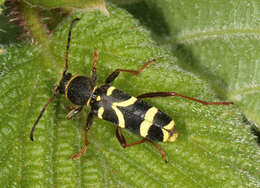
105, 59, 154, 84
116, 126, 147, 147
66, 106, 84, 120
91, 49, 98, 82
147, 140, 168, 163
116, 126, 168, 163
71, 112, 93, 160
137, 92, 233, 105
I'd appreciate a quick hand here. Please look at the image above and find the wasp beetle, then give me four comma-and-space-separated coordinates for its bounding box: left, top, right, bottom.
30, 18, 233, 163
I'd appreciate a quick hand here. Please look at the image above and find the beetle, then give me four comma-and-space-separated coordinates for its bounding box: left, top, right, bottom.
30, 18, 233, 163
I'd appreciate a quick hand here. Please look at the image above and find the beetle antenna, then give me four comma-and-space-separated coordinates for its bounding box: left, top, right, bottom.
63, 18, 80, 76
30, 86, 59, 141
30, 18, 80, 141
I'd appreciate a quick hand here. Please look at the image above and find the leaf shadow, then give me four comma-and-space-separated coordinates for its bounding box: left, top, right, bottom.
120, 1, 170, 37
120, 0, 230, 99
171, 43, 230, 99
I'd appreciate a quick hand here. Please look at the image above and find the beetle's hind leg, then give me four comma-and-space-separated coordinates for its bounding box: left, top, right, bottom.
116, 126, 147, 147
71, 112, 93, 160
137, 92, 233, 105
115, 126, 168, 163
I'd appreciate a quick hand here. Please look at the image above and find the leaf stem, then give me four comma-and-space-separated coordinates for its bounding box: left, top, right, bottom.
19, 2, 57, 70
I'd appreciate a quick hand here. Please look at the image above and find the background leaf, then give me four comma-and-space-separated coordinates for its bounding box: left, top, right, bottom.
120, 0, 260, 128
0, 0, 4, 14
0, 3, 259, 188
24, 0, 109, 16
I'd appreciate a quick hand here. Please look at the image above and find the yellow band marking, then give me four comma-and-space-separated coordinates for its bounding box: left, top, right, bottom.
167, 132, 178, 142
96, 96, 101, 101
112, 106, 125, 128
86, 86, 98, 107
162, 120, 178, 142
163, 121, 175, 130
97, 107, 104, 119
111, 96, 137, 128
140, 121, 151, 137
145, 107, 158, 122
107, 86, 116, 96
65, 74, 79, 99
113, 97, 137, 107
140, 107, 158, 137
162, 129, 170, 142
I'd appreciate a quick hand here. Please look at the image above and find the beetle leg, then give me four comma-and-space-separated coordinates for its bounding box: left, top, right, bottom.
105, 59, 154, 84
91, 49, 98, 82
147, 140, 168, 163
137, 92, 233, 105
66, 106, 84, 120
116, 126, 147, 147
71, 112, 93, 160
115, 126, 168, 163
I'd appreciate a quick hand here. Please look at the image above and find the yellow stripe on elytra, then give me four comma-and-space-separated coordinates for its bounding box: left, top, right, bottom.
162, 129, 170, 142
140, 107, 158, 137
113, 97, 137, 107
107, 86, 116, 96
163, 120, 175, 130
111, 96, 137, 128
140, 121, 151, 137
167, 131, 178, 142
112, 106, 125, 128
97, 107, 104, 119
145, 107, 158, 122
107, 96, 137, 128
162, 120, 177, 142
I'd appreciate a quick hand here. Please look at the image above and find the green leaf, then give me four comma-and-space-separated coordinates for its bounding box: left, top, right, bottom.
0, 5, 259, 188
24, 0, 109, 16
128, 0, 260, 128
0, 1, 3, 15
0, 2, 20, 44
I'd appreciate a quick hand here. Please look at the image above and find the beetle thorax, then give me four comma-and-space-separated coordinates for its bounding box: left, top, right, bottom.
65, 75, 95, 106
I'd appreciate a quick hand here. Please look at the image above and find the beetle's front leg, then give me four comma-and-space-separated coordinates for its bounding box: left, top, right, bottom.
66, 106, 84, 120
71, 112, 93, 160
